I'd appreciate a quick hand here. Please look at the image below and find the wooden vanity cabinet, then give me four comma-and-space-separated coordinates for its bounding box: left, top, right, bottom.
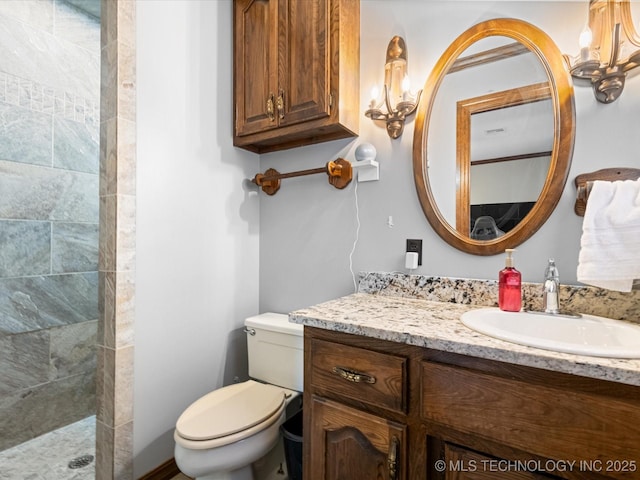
303, 327, 640, 480
304, 329, 418, 480
233, 0, 359, 154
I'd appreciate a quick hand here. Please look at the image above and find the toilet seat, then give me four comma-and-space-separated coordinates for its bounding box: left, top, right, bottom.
174, 380, 287, 450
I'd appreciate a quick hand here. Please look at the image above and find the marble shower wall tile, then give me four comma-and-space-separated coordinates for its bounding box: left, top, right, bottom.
97, 1, 136, 477
98, 194, 135, 273
95, 419, 114, 479
0, 71, 99, 125
0, 321, 96, 395
0, 1, 54, 34
53, 115, 100, 173
114, 420, 134, 479
0, 220, 50, 277
96, 346, 134, 458
51, 222, 99, 273
0, 160, 98, 222
0, 0, 101, 455
96, 419, 134, 480
98, 270, 134, 350
49, 320, 97, 380
0, 371, 95, 451
0, 10, 98, 100
0, 329, 49, 395
100, 33, 135, 124
0, 272, 98, 335
0, 102, 52, 166
53, 0, 100, 54
95, 345, 135, 430
100, 116, 136, 196
116, 194, 136, 272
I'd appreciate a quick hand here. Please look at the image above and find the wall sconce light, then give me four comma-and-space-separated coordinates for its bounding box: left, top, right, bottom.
564, 0, 640, 103
365, 36, 422, 139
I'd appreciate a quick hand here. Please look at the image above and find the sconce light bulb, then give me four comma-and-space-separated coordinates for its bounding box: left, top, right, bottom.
579, 27, 592, 48
370, 85, 379, 102
401, 75, 411, 93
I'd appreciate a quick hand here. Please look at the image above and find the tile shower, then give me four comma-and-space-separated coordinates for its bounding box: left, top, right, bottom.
0, 0, 99, 455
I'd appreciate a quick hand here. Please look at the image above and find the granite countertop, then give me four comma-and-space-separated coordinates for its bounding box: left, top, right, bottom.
289, 292, 640, 387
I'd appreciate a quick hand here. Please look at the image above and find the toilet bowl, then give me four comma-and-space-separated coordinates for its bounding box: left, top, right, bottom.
174, 313, 303, 480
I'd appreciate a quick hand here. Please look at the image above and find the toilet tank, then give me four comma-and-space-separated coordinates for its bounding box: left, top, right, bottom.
245, 313, 304, 392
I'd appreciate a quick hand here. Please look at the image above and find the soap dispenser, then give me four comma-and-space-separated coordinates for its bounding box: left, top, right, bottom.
499, 249, 522, 312
543, 258, 560, 314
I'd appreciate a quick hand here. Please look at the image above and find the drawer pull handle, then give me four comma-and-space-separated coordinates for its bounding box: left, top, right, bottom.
388, 436, 399, 480
332, 366, 376, 384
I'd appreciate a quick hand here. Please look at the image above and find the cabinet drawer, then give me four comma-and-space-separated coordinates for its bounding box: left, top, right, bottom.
421, 361, 640, 474
309, 338, 407, 413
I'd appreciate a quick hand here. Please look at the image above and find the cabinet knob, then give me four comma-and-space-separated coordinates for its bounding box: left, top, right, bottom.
332, 366, 376, 384
266, 93, 275, 121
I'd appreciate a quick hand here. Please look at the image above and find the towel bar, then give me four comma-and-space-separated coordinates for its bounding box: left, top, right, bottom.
251, 158, 352, 195
573, 167, 640, 216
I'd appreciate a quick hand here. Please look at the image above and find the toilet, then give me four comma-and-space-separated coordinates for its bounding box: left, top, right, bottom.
174, 313, 304, 480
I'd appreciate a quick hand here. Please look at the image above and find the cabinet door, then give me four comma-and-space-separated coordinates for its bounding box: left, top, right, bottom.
443, 443, 558, 480
308, 396, 406, 480
234, 0, 279, 136
277, 0, 331, 127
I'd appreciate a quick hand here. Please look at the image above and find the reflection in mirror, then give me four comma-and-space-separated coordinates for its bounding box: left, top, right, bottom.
413, 19, 575, 255
460, 83, 554, 237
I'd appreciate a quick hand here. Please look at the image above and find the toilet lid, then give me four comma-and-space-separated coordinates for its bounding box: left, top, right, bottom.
175, 380, 286, 441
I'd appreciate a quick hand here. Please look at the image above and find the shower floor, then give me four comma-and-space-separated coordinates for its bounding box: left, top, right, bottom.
0, 416, 95, 480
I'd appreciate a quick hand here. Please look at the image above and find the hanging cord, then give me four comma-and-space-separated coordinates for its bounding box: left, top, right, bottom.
349, 180, 361, 292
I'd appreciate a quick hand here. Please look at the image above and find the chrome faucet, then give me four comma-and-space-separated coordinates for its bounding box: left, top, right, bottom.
543, 259, 559, 314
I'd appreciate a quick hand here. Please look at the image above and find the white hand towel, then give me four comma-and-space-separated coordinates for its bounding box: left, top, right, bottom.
577, 178, 640, 292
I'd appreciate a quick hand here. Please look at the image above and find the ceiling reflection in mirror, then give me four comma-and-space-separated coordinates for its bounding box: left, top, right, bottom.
413, 19, 575, 255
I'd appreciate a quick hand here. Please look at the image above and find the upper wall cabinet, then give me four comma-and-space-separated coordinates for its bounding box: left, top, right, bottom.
233, 0, 360, 154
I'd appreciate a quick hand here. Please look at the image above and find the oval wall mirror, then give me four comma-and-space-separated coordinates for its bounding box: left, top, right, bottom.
413, 18, 575, 255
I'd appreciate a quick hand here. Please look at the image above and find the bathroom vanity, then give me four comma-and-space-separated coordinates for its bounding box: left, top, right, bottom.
291, 293, 640, 480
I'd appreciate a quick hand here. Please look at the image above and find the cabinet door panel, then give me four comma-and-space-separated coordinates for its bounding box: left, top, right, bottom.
234, 0, 278, 136
278, 0, 330, 126
421, 360, 640, 477
309, 396, 406, 480
444, 443, 557, 480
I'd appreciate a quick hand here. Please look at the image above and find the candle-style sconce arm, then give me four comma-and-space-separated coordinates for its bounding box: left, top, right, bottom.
365, 36, 422, 139
564, 1, 640, 104
365, 85, 422, 139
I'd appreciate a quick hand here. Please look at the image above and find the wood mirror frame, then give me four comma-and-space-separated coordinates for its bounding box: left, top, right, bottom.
413, 18, 575, 256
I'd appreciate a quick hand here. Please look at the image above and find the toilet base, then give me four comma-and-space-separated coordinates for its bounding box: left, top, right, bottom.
193, 464, 252, 480
187, 439, 287, 480
252, 438, 289, 480
195, 465, 255, 480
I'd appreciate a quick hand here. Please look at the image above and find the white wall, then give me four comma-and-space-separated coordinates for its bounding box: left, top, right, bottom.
134, 1, 260, 476
259, 0, 640, 314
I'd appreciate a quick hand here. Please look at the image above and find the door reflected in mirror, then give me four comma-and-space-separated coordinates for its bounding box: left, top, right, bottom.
413, 19, 575, 255
461, 83, 554, 237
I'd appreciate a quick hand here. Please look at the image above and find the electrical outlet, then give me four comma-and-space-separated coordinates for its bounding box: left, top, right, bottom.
406, 239, 422, 266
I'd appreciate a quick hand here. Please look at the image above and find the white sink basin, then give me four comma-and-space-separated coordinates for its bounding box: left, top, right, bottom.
460, 308, 640, 358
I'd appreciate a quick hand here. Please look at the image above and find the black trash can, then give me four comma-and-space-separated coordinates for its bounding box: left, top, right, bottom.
281, 409, 303, 480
